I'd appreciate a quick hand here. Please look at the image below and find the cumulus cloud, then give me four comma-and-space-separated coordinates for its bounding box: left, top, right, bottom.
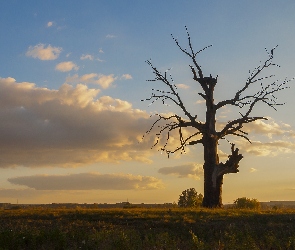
68, 73, 117, 89
79, 73, 97, 83
80, 54, 94, 60
78, 54, 104, 62
176, 84, 189, 89
216, 118, 295, 157
216, 117, 295, 157
237, 140, 295, 156
121, 74, 133, 80
55, 61, 79, 72
8, 173, 164, 190
216, 118, 295, 142
0, 77, 157, 168
47, 21, 53, 27
26, 44, 62, 60
95, 74, 117, 88
242, 119, 293, 138
158, 163, 203, 179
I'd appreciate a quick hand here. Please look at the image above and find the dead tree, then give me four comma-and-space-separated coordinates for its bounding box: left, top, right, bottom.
143, 27, 291, 208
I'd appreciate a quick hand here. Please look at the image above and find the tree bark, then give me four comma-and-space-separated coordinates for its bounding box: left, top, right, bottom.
202, 134, 223, 208
201, 77, 223, 208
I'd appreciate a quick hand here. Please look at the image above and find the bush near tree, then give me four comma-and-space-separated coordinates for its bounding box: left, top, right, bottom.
234, 197, 260, 209
178, 188, 203, 208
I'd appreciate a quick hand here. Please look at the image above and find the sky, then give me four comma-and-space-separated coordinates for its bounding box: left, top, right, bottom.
1, 0, 295, 204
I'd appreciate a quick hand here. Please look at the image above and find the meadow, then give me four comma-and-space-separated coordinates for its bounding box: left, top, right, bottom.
0, 206, 295, 249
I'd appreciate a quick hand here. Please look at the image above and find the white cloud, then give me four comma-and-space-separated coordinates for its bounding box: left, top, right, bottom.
237, 139, 295, 156
216, 118, 295, 157
99, 48, 104, 53
217, 118, 295, 140
79, 73, 97, 82
176, 84, 189, 89
74, 73, 117, 89
26, 44, 62, 60
242, 119, 292, 138
55, 61, 79, 72
8, 173, 164, 190
65, 74, 79, 83
47, 21, 53, 27
80, 54, 94, 60
96, 58, 104, 62
106, 34, 116, 39
0, 77, 157, 168
121, 74, 133, 80
158, 163, 203, 179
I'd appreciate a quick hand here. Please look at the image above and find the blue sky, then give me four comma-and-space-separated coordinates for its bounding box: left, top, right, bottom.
0, 1, 295, 204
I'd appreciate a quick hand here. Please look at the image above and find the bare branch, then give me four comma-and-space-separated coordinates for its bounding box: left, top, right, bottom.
216, 45, 291, 112
212, 144, 243, 187
217, 116, 267, 140
171, 26, 213, 92
143, 40, 209, 157
215, 46, 292, 139
165, 131, 203, 157
143, 113, 203, 156
144, 60, 196, 119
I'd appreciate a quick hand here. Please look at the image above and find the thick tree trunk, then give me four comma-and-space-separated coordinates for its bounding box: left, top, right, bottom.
202, 134, 223, 208
201, 76, 223, 208
197, 77, 242, 208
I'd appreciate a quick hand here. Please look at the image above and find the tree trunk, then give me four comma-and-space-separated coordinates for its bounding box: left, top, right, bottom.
202, 134, 223, 208
202, 77, 223, 208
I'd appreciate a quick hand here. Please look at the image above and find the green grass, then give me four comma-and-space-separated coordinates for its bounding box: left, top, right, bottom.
0, 207, 295, 249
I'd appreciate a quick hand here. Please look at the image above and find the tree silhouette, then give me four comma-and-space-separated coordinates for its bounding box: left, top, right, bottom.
143, 27, 291, 208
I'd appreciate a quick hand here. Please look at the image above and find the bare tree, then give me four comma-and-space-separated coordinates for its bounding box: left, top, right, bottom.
143, 27, 291, 208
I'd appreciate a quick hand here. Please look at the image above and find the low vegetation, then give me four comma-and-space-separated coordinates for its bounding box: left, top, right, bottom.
234, 197, 261, 209
178, 188, 203, 208
1, 206, 295, 249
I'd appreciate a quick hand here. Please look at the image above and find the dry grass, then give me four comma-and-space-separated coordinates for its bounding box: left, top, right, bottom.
0, 207, 295, 249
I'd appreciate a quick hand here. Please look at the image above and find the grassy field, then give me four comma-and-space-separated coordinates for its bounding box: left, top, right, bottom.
0, 207, 295, 249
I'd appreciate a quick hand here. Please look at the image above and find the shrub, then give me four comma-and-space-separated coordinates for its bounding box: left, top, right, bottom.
234, 197, 260, 209
178, 188, 203, 208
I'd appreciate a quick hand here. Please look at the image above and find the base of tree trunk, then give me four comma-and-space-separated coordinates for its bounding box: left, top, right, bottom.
202, 171, 223, 208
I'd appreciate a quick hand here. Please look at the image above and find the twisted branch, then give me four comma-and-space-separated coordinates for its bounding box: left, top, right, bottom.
212, 144, 243, 187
